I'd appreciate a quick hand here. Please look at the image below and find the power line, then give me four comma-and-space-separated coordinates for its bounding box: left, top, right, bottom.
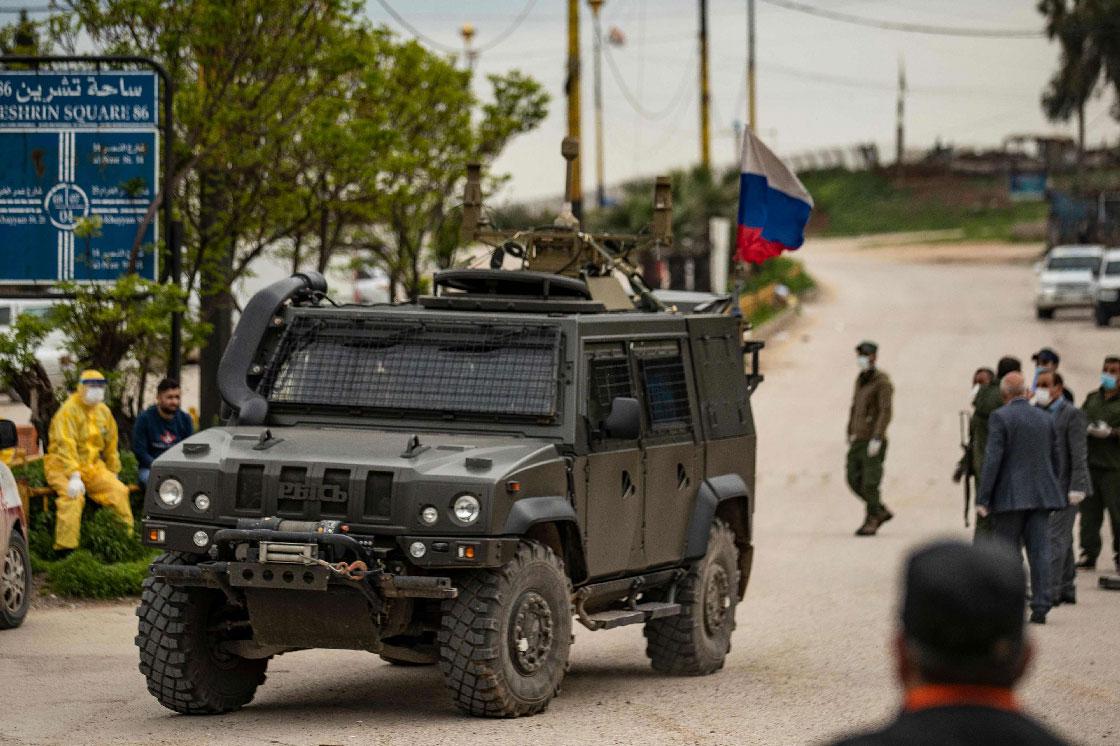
758, 0, 1044, 39
372, 0, 541, 56
603, 43, 696, 121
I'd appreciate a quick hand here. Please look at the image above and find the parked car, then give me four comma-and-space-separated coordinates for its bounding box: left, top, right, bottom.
1035, 244, 1104, 319
352, 267, 391, 304
0, 300, 69, 391
0, 419, 31, 629
1091, 248, 1120, 327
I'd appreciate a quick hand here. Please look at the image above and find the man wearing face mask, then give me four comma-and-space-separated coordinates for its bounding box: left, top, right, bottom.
44, 370, 132, 553
1034, 371, 1088, 606
847, 341, 894, 536
1078, 355, 1120, 572
1031, 348, 1074, 403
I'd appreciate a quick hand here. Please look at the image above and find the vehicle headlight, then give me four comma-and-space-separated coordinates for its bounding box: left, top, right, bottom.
193, 493, 211, 512
419, 505, 439, 525
157, 478, 184, 508
452, 494, 481, 525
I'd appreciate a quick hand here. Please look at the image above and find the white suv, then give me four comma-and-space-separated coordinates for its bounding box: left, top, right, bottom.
1035, 245, 1104, 319
1091, 248, 1120, 327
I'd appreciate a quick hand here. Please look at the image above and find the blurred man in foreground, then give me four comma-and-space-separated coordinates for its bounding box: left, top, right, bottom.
44, 370, 132, 552
976, 372, 1064, 624
828, 540, 1067, 745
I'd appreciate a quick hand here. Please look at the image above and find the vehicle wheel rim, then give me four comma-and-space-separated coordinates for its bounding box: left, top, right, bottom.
2, 546, 26, 614
703, 565, 731, 636
510, 590, 554, 675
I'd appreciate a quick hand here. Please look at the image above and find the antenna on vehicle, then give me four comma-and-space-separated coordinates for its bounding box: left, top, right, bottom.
460, 162, 483, 245
555, 137, 581, 230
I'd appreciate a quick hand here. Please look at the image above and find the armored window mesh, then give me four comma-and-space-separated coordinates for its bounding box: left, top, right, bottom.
640, 355, 691, 430
587, 355, 632, 426
257, 316, 561, 418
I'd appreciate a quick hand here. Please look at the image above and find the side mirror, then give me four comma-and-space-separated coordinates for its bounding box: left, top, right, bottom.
604, 397, 641, 440
0, 420, 18, 450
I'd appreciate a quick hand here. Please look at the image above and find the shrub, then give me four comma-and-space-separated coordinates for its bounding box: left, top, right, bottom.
44, 550, 154, 599
80, 509, 148, 564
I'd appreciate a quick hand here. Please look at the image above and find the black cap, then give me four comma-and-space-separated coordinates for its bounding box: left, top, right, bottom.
1032, 347, 1059, 365
856, 340, 878, 355
902, 540, 1025, 663
996, 356, 1021, 379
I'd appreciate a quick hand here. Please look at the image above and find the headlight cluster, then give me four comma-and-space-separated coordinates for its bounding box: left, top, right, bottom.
155, 478, 211, 513
416, 493, 482, 527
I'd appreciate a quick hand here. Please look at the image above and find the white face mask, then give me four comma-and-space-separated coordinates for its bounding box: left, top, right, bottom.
83, 386, 105, 405
970, 383, 981, 399
857, 355, 871, 372
1034, 387, 1052, 407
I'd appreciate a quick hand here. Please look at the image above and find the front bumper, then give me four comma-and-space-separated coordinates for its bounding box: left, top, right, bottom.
142, 518, 519, 570
1036, 288, 1093, 309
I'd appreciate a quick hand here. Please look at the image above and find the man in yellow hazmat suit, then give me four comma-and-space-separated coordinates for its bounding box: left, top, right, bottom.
45, 370, 133, 551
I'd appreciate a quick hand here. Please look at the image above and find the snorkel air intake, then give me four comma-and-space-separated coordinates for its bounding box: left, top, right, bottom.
218, 271, 328, 426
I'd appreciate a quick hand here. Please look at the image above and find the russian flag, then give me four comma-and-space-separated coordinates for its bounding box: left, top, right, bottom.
736, 128, 814, 264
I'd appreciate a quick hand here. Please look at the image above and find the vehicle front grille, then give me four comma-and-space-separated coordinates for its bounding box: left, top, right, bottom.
278, 465, 307, 516
364, 471, 393, 520
235, 464, 264, 511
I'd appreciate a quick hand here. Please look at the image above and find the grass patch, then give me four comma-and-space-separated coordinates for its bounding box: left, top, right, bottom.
799, 169, 1048, 241
36, 550, 155, 599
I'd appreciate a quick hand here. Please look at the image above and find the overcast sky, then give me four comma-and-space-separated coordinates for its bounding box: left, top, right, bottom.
363, 0, 1119, 204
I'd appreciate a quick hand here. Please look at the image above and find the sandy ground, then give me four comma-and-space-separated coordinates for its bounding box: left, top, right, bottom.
1, 237, 1118, 746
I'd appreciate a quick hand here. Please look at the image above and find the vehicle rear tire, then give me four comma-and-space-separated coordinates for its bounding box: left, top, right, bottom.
1036, 307, 1055, 320
135, 552, 267, 714
438, 541, 572, 717
0, 529, 31, 629
644, 519, 740, 675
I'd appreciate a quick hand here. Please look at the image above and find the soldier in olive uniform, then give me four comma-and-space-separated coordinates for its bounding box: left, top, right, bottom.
970, 357, 1021, 537
1078, 355, 1120, 572
847, 341, 894, 536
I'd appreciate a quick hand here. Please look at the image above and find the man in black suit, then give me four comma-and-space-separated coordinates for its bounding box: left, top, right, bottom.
827, 541, 1068, 746
976, 371, 1066, 623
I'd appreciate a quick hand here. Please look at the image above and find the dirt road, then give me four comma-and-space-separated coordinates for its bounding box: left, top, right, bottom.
3, 238, 1118, 745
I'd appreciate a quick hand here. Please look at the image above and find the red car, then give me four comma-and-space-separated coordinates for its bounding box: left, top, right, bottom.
0, 420, 30, 629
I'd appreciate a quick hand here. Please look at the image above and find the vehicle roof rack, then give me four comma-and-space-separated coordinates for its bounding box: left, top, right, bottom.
418, 269, 607, 314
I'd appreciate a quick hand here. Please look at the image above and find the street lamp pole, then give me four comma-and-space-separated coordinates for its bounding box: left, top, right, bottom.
589, 0, 606, 209
460, 23, 477, 71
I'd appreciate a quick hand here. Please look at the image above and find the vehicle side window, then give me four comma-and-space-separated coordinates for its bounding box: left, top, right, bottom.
0, 306, 10, 325
635, 340, 691, 434
586, 344, 632, 428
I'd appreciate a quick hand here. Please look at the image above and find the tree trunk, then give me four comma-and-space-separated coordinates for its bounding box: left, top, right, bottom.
197, 172, 235, 430
1075, 102, 1085, 190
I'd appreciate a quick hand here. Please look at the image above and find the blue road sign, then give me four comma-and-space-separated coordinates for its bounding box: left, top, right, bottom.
0, 71, 159, 283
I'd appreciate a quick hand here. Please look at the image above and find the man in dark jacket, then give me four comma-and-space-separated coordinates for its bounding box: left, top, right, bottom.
970, 357, 1021, 537
132, 378, 194, 489
1034, 371, 1089, 606
827, 540, 1068, 746
977, 372, 1066, 623
1078, 355, 1120, 572
847, 341, 894, 536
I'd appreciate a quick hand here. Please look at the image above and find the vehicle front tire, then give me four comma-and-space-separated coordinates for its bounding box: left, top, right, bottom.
0, 529, 31, 629
644, 519, 740, 675
135, 552, 267, 714
1036, 307, 1055, 320
438, 541, 572, 717
1095, 306, 1111, 327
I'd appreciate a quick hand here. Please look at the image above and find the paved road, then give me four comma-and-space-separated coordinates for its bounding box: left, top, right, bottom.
3, 238, 1118, 746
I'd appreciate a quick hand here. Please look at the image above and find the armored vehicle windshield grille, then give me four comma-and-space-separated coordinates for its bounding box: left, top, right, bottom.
257, 316, 562, 419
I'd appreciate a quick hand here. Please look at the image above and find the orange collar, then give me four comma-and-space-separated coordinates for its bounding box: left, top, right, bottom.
904, 684, 1019, 714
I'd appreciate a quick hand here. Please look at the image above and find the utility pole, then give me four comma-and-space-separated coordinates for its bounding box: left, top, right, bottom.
566, 0, 583, 220
698, 0, 711, 170
895, 56, 906, 171
747, 0, 756, 132
460, 23, 477, 71
589, 0, 606, 208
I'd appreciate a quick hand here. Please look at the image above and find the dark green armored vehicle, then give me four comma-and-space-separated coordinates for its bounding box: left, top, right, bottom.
135, 145, 763, 718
